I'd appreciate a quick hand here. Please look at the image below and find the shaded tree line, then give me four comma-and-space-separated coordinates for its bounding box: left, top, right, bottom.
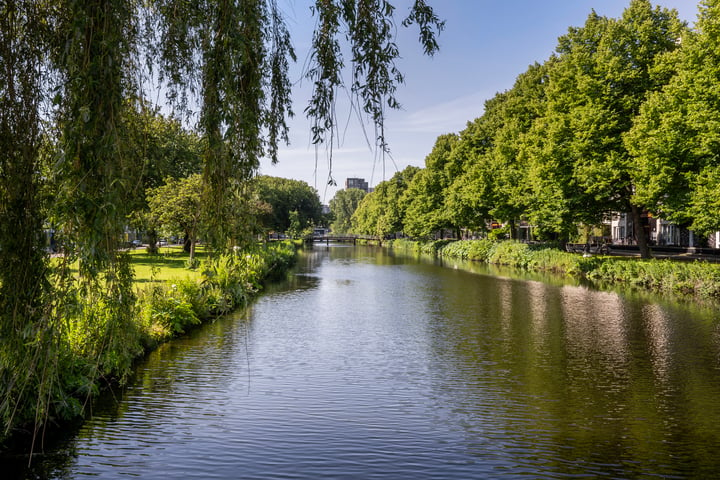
351, 0, 720, 259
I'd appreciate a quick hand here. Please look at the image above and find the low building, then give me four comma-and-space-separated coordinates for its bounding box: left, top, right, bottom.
609, 212, 709, 248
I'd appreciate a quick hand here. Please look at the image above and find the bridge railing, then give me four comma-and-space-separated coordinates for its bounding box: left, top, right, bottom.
306, 234, 382, 244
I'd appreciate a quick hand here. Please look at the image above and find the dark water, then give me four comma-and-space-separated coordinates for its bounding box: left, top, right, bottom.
11, 245, 720, 479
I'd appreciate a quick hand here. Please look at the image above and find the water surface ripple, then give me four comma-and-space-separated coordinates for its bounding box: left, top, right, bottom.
12, 245, 720, 479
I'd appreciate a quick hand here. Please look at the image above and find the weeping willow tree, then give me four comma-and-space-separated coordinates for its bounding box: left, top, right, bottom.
0, 0, 57, 446
306, 0, 443, 184
151, 0, 443, 246
0, 0, 443, 446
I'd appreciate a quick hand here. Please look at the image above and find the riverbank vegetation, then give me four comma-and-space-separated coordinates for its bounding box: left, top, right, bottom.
390, 239, 720, 301
348, 1, 720, 261
1, 242, 296, 450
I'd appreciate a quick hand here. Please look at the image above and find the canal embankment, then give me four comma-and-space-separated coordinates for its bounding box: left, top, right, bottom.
387, 239, 720, 302
1, 242, 297, 452
11, 243, 720, 479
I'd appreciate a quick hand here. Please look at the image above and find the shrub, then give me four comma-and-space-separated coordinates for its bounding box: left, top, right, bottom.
487, 240, 531, 268
139, 285, 200, 341
413, 239, 720, 302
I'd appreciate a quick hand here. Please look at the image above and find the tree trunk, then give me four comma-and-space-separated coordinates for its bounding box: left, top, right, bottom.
183, 233, 191, 253
147, 228, 159, 254
631, 204, 651, 259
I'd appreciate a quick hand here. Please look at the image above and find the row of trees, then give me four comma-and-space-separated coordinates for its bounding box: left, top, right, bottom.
145, 172, 324, 263
349, 0, 720, 258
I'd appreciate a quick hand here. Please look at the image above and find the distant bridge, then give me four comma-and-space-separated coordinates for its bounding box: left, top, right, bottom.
306, 234, 380, 245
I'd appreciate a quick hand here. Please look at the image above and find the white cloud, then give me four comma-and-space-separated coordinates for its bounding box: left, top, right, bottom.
390, 90, 492, 135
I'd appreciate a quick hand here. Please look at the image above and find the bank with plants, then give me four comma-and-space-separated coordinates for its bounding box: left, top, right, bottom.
1, 242, 296, 450
389, 239, 720, 301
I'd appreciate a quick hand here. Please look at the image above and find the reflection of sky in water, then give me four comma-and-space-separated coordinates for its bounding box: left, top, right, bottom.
561, 285, 629, 367
528, 280, 549, 347
12, 246, 720, 479
643, 303, 671, 384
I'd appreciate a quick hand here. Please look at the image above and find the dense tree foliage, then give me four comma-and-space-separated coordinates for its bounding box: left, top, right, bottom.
402, 134, 459, 238
351, 165, 419, 237
253, 175, 323, 235
126, 102, 203, 198
0, 0, 54, 441
329, 188, 366, 234
537, 1, 685, 255
147, 174, 204, 262
627, 0, 720, 237
126, 104, 203, 251
353, 0, 708, 258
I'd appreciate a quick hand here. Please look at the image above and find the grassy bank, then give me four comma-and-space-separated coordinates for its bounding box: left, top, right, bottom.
388, 239, 720, 301
3, 242, 297, 449
128, 244, 207, 284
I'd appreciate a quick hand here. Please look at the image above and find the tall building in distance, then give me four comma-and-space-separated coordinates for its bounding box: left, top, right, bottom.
345, 177, 369, 192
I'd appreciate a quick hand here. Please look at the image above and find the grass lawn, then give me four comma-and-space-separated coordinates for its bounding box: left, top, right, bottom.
127, 244, 208, 285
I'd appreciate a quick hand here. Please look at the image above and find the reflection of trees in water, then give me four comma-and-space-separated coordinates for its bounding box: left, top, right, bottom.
425, 268, 720, 476
72, 311, 251, 451
11, 308, 254, 478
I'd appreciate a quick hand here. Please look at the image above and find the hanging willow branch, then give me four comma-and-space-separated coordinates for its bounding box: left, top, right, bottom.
306, 0, 444, 154
152, 0, 442, 247
0, 0, 59, 445
54, 0, 140, 275
152, 0, 297, 247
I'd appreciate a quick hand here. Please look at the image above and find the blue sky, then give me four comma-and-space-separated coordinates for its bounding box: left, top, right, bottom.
258, 0, 701, 203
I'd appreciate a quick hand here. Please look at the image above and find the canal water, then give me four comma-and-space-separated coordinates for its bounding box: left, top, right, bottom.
13, 245, 720, 478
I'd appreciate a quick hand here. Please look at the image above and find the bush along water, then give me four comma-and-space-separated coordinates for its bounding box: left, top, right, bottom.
388, 239, 720, 301
1, 242, 296, 450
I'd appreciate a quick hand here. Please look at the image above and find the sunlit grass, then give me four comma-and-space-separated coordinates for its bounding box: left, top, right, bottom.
127, 244, 208, 285
49, 244, 210, 286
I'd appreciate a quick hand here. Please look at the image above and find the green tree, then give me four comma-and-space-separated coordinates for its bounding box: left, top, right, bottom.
126, 101, 202, 197
444, 65, 548, 237
352, 191, 381, 236
444, 111, 499, 236
126, 102, 203, 252
147, 174, 204, 263
330, 188, 366, 234
286, 210, 303, 239
626, 0, 720, 237
402, 134, 459, 239
351, 166, 418, 237
526, 1, 685, 253
488, 63, 549, 236
254, 175, 322, 235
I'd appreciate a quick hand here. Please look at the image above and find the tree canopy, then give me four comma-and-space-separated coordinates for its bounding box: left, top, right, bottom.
253, 175, 323, 235
351, 165, 419, 238
330, 188, 367, 234
351, 0, 719, 256
147, 174, 204, 262
627, 0, 720, 237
